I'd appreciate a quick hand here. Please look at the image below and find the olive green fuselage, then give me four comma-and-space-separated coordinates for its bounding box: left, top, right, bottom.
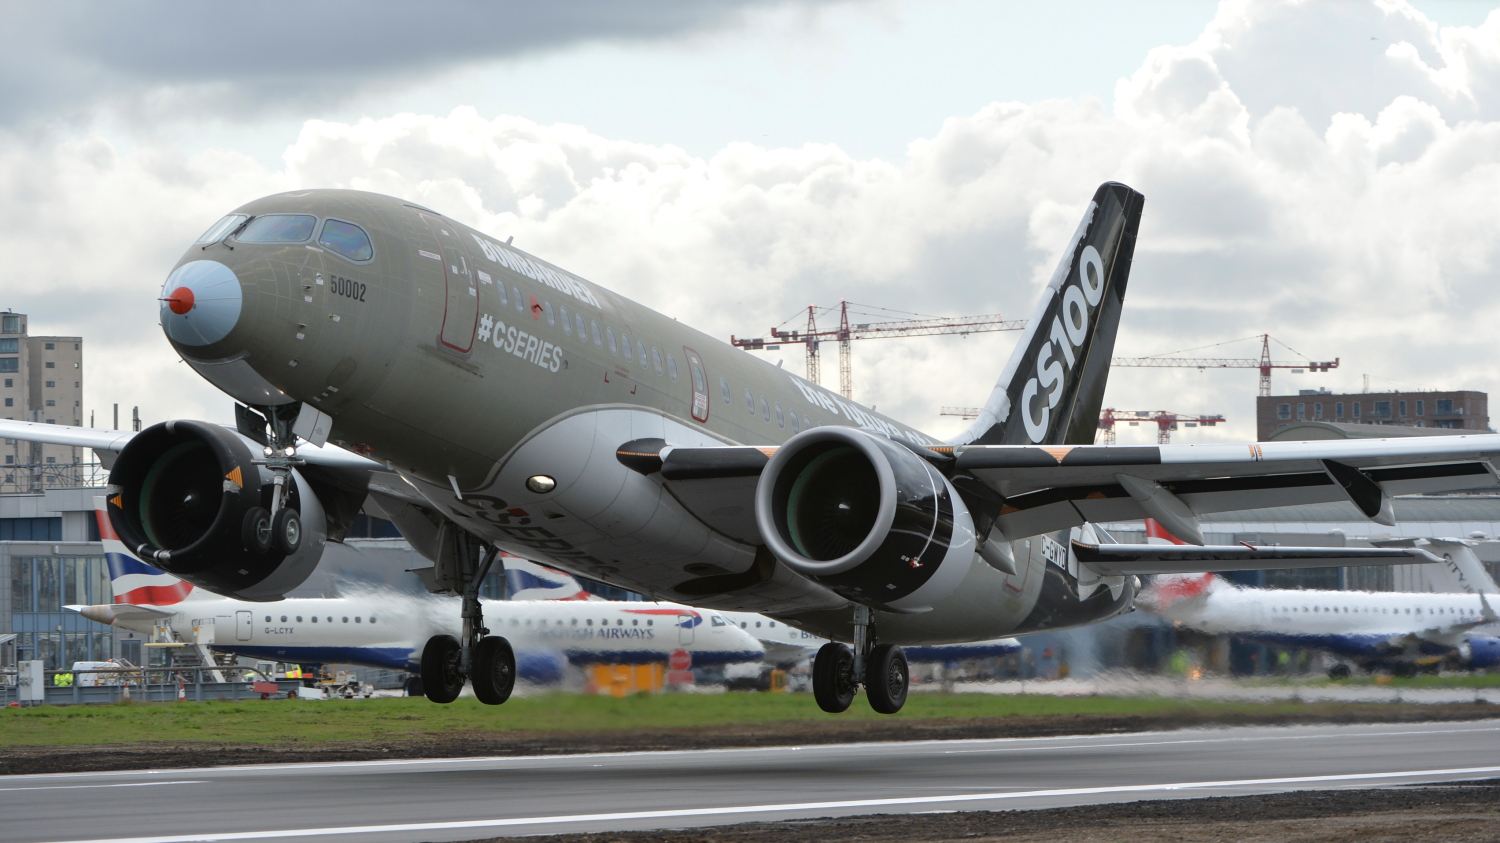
167, 189, 1131, 644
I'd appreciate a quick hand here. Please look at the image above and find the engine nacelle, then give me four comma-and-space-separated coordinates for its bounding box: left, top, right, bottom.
1460, 636, 1500, 669
106, 420, 326, 601
755, 427, 975, 612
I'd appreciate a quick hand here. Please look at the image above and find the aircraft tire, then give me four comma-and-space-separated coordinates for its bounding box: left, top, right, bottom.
864, 643, 908, 714
472, 636, 516, 706
241, 507, 272, 554
271, 507, 302, 555
1328, 664, 1352, 680
813, 643, 856, 713
420, 635, 464, 704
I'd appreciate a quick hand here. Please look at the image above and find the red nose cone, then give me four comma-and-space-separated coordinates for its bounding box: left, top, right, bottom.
164, 287, 195, 315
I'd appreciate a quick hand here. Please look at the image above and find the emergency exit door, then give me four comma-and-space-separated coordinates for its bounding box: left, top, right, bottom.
420, 213, 479, 354
236, 611, 252, 641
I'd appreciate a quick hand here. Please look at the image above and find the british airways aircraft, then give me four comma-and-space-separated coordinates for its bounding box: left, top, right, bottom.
1139, 520, 1500, 676
70, 501, 763, 683
5, 181, 1473, 715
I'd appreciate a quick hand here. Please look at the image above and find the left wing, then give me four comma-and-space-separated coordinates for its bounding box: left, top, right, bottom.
0, 417, 413, 505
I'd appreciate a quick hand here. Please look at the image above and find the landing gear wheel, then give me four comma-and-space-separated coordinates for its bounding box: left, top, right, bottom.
420, 634, 464, 704
271, 508, 302, 555
865, 644, 908, 714
241, 507, 272, 554
472, 636, 516, 706
813, 643, 857, 713
1327, 664, 1352, 680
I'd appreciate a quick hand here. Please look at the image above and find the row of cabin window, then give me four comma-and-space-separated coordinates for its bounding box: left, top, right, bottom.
498, 281, 825, 436
1281, 605, 1471, 615
500, 284, 681, 381
508, 616, 661, 627
719, 377, 815, 433
267, 615, 373, 624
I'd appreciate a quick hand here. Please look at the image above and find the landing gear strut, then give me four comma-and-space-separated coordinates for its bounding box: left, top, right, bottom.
248, 404, 303, 552
419, 537, 516, 705
812, 606, 908, 715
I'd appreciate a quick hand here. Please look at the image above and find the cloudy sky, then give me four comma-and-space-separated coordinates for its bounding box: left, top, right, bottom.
3, 0, 1498, 444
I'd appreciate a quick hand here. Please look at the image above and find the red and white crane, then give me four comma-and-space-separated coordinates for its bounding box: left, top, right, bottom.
939, 407, 1226, 445
732, 301, 1025, 399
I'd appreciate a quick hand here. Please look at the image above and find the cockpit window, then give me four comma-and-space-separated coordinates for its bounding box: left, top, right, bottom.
319, 219, 374, 262
236, 214, 316, 243
196, 214, 248, 244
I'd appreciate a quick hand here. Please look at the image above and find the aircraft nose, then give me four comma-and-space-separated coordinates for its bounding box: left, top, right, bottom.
159, 260, 242, 347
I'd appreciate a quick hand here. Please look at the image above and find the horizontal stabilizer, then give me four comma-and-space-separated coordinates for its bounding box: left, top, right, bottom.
65, 603, 175, 626
1073, 542, 1438, 576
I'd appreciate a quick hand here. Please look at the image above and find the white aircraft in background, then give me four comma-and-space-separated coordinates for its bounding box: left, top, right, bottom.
70, 500, 763, 689
1138, 519, 1500, 676
514, 562, 1023, 667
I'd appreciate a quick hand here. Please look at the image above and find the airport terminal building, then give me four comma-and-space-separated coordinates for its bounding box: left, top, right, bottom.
1258, 388, 1490, 441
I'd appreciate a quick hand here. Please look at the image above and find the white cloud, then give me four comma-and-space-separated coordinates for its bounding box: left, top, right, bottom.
4, 0, 1500, 444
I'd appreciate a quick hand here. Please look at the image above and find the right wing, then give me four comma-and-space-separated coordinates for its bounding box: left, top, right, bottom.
1073, 541, 1439, 576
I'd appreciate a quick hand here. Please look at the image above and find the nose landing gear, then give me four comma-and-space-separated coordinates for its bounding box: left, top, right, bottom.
418, 538, 516, 705
811, 606, 909, 714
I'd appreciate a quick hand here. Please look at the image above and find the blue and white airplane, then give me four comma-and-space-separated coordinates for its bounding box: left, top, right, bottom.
1139, 520, 1500, 676
514, 561, 1024, 667
70, 499, 764, 684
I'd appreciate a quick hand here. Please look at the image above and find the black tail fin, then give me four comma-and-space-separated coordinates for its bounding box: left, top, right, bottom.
956, 182, 1143, 446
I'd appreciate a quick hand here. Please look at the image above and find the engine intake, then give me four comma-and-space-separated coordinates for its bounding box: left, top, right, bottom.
1460, 636, 1500, 670
106, 420, 325, 600
756, 427, 974, 612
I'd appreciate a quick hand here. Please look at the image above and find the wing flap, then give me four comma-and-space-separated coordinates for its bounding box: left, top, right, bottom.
1073, 541, 1438, 576
958, 437, 1500, 500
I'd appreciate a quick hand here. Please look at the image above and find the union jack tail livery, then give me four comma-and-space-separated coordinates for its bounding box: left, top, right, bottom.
503, 556, 593, 601
94, 496, 197, 606
1145, 518, 1190, 545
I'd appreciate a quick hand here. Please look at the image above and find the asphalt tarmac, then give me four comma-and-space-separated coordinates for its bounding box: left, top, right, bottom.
5, 720, 1500, 843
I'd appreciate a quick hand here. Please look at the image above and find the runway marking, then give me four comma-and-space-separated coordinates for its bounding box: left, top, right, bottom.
11, 720, 1496, 781
41, 765, 1500, 843
0, 781, 203, 793
943, 726, 1500, 754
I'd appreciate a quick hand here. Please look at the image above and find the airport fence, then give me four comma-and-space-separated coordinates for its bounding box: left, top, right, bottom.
0, 665, 303, 705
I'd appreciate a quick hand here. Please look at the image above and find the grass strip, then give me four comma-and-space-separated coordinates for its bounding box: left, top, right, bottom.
0, 691, 1474, 748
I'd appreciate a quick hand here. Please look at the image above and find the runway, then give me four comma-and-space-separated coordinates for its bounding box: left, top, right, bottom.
6, 719, 1500, 843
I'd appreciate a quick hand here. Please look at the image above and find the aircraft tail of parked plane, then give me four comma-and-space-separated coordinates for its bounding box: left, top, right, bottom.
96, 497, 201, 606
956, 182, 1143, 447
504, 557, 594, 601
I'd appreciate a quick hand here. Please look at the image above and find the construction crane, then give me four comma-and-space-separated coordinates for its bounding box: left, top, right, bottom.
731, 301, 1026, 399
1110, 333, 1338, 397
939, 407, 1226, 445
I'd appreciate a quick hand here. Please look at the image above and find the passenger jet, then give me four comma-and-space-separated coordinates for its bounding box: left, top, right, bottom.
5, 181, 1479, 714
71, 501, 763, 683
1139, 521, 1500, 676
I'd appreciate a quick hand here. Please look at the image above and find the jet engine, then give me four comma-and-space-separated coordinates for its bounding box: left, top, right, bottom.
105, 420, 327, 601
1458, 636, 1500, 670
755, 427, 975, 612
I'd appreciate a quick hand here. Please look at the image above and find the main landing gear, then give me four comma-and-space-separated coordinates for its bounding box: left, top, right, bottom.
419, 540, 516, 705
812, 606, 909, 715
